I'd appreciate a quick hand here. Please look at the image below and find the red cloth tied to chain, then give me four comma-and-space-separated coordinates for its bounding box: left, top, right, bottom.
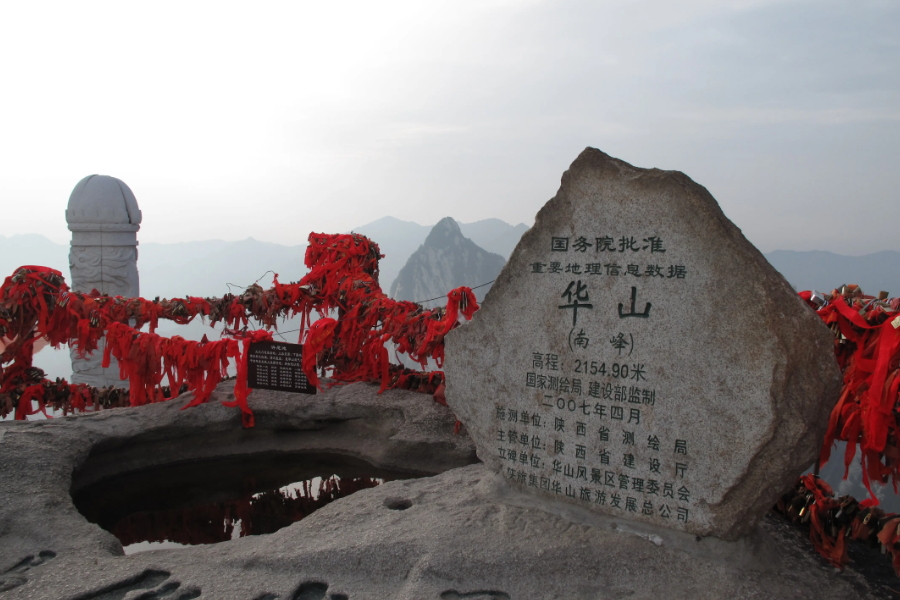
15, 384, 49, 420
302, 318, 338, 390
67, 383, 93, 413
419, 287, 478, 367
800, 474, 848, 567
0, 266, 64, 367
878, 516, 900, 574
1, 233, 481, 426
222, 329, 273, 428
811, 290, 900, 505
179, 338, 234, 410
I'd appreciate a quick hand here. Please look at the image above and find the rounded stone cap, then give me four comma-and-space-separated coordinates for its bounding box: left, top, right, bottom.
66, 175, 142, 231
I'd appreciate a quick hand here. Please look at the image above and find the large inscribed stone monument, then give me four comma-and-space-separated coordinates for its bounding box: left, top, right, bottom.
445, 148, 842, 540
66, 175, 142, 388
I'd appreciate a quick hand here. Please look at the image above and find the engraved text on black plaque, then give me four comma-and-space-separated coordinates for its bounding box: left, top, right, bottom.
247, 341, 316, 394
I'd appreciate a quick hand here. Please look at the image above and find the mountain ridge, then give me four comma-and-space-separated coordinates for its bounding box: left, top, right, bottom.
389, 217, 506, 307
349, 216, 527, 291
4, 228, 899, 301
764, 249, 900, 295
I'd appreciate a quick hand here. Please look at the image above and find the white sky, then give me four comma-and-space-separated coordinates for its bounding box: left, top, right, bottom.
2, 0, 898, 254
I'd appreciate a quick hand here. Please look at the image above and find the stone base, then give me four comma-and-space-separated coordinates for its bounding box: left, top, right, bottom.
0, 383, 891, 600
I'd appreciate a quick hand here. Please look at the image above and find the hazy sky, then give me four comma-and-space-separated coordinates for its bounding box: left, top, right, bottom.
2, 0, 898, 254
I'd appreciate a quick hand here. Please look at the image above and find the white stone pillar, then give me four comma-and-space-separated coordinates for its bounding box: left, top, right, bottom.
65, 175, 142, 388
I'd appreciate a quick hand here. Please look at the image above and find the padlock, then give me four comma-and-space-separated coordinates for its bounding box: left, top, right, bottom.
810, 290, 828, 308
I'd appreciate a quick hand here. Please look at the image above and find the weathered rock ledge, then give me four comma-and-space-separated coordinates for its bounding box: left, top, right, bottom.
0, 382, 892, 599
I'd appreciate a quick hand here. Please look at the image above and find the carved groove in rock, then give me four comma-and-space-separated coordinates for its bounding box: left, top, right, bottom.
440, 591, 511, 600
0, 551, 56, 593
69, 570, 180, 600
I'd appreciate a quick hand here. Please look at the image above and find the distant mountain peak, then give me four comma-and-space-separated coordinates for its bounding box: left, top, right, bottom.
348, 215, 529, 293
423, 217, 464, 247
350, 215, 427, 230
389, 219, 506, 306
434, 216, 459, 230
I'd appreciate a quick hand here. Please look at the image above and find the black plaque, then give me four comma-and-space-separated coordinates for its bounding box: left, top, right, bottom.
247, 341, 316, 394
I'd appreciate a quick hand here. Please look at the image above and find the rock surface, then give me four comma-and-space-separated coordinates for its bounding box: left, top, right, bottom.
0, 153, 881, 598
0, 380, 893, 599
445, 148, 843, 540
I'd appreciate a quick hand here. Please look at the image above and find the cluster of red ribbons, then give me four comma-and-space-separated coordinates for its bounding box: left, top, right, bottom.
0, 233, 478, 426
777, 474, 900, 574
783, 284, 900, 573
800, 286, 900, 500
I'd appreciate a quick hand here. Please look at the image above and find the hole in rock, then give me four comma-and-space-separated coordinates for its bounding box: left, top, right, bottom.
72, 452, 417, 553
383, 497, 413, 510
291, 581, 329, 600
